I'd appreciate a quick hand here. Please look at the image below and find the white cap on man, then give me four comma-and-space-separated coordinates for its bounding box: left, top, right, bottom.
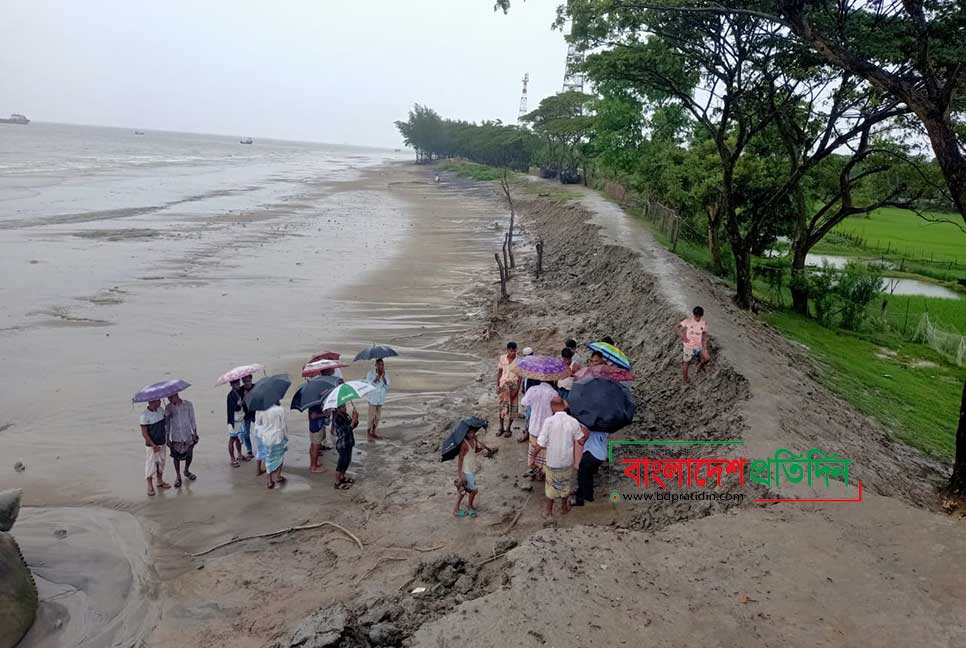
522, 347, 534, 356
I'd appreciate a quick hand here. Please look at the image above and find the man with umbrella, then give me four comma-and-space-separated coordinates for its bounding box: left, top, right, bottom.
226, 379, 248, 468
140, 399, 171, 496
365, 358, 390, 442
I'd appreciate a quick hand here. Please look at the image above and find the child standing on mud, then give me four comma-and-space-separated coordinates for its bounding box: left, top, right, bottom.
675, 306, 711, 382
453, 427, 494, 517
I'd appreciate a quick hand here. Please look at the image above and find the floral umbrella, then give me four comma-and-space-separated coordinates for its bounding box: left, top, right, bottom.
132, 379, 190, 403
574, 364, 635, 382
511, 355, 571, 381
215, 364, 264, 386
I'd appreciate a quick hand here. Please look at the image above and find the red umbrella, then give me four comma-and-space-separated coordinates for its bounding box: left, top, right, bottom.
574, 364, 635, 382
302, 359, 349, 378
309, 351, 341, 363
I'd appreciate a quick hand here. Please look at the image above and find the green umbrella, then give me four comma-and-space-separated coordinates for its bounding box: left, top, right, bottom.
322, 380, 375, 410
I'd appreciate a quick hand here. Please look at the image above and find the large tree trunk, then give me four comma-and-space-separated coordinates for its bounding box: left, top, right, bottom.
706, 204, 724, 276
790, 242, 810, 316
917, 113, 966, 220
733, 244, 754, 310
952, 379, 966, 493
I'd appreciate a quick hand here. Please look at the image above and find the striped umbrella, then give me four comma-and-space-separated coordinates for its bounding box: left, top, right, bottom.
587, 342, 631, 370
322, 380, 375, 411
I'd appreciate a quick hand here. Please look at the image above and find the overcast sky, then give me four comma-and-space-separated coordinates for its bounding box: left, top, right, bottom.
1, 1, 567, 147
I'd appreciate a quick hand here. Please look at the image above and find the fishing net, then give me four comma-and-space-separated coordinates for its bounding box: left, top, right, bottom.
912, 313, 966, 367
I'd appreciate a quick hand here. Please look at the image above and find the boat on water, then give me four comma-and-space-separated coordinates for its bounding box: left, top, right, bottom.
134, 129, 145, 135
240, 137, 253, 144
0, 113, 30, 125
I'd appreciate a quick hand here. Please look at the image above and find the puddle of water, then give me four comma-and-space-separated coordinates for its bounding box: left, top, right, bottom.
804, 254, 961, 299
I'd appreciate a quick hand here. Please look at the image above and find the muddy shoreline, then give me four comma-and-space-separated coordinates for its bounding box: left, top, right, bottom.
8, 162, 966, 647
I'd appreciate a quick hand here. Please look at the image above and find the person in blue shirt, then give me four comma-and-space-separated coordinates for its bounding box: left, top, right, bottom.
575, 428, 608, 506
365, 358, 390, 442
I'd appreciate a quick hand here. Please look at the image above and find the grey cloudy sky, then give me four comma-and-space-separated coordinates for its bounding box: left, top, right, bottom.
1, 1, 567, 147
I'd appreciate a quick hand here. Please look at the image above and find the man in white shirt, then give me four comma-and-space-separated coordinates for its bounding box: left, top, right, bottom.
537, 398, 589, 517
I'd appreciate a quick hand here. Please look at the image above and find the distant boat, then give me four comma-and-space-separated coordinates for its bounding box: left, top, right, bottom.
0, 113, 29, 125
240, 137, 253, 144
394, 148, 401, 152
134, 130, 145, 135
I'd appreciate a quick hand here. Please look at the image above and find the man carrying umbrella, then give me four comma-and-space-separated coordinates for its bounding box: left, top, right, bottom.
140, 400, 171, 496
226, 380, 248, 468
495, 342, 520, 438
365, 358, 390, 442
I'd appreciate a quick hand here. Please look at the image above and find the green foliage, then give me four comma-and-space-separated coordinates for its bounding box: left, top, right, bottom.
797, 262, 884, 330
438, 160, 504, 182
521, 91, 596, 173
395, 105, 537, 170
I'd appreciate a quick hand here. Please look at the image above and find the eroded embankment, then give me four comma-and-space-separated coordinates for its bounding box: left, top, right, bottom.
270, 169, 958, 648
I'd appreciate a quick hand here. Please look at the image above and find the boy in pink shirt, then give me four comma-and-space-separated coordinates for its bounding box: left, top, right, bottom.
674, 306, 711, 382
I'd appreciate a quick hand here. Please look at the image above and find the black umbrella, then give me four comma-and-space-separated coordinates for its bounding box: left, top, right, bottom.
440, 416, 488, 462
354, 344, 399, 361
290, 375, 343, 412
567, 377, 636, 433
244, 374, 292, 412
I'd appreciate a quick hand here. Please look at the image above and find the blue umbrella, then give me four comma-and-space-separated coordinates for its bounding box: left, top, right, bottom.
132, 379, 190, 403
440, 416, 488, 462
567, 377, 636, 433
354, 344, 399, 361
290, 375, 343, 412
244, 374, 291, 412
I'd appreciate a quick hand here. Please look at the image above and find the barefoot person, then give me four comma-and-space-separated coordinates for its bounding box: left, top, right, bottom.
333, 404, 360, 489
575, 427, 607, 507
226, 379, 248, 467
537, 397, 587, 518
308, 404, 329, 473
495, 342, 520, 438
365, 358, 390, 442
253, 401, 288, 489
453, 425, 494, 518
140, 399, 171, 496
520, 380, 559, 474
675, 306, 711, 383
165, 392, 198, 487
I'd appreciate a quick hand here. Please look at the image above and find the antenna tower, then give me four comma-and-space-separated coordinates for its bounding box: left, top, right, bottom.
561, 27, 585, 93
517, 73, 530, 121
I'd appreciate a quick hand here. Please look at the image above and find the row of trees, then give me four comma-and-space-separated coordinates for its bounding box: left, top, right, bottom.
394, 105, 536, 170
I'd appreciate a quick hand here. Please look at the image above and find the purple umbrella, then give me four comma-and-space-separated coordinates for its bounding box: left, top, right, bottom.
511, 355, 571, 381
132, 379, 190, 403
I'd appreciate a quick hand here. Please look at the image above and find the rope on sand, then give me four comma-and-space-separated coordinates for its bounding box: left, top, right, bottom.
190, 521, 363, 557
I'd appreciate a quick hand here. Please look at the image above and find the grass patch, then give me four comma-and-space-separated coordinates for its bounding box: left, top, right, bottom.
438, 160, 505, 182
815, 207, 966, 261
766, 310, 962, 460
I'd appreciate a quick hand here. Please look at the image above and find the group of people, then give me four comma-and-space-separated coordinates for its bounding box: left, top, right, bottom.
455, 305, 712, 519
137, 358, 391, 496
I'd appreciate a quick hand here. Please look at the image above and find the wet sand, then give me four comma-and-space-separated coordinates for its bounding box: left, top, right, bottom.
2, 163, 505, 647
